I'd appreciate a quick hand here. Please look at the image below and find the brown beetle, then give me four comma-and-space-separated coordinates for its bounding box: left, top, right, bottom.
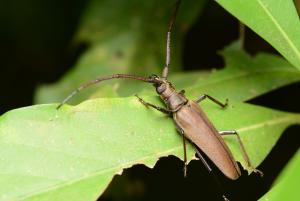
57, 0, 263, 199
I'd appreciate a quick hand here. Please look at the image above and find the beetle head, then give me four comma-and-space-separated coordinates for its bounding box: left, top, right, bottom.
148, 74, 166, 94
148, 74, 173, 95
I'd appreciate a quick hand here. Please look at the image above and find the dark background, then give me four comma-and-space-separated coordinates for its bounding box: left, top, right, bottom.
1, 0, 300, 200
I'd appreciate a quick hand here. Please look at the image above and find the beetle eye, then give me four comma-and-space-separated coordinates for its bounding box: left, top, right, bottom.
149, 74, 159, 79
156, 84, 166, 94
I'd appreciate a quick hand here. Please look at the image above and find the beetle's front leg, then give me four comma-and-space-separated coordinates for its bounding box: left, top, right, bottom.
195, 94, 228, 108
135, 94, 172, 114
219, 130, 264, 177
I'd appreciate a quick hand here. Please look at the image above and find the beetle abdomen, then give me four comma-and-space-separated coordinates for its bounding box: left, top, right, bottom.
174, 101, 241, 180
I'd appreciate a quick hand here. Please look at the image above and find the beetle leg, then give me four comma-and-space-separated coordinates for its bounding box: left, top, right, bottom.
195, 149, 212, 172
135, 94, 172, 114
195, 94, 228, 108
179, 89, 185, 95
195, 149, 229, 201
182, 135, 188, 177
174, 123, 188, 177
219, 130, 264, 177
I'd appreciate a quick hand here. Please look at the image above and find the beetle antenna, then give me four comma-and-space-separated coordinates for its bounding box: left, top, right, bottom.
162, 0, 181, 79
56, 73, 161, 109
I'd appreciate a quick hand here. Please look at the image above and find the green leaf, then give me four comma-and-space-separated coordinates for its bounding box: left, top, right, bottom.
34, 41, 300, 106
185, 42, 300, 101
1, 98, 299, 201
34, 0, 204, 104
14, 1, 300, 200
113, 42, 300, 100
216, 0, 300, 69
259, 149, 300, 201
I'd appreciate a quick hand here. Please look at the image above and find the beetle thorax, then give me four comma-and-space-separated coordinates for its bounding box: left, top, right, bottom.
155, 81, 187, 111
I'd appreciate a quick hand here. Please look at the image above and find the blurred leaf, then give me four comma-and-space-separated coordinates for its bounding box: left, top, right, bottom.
259, 149, 300, 201
0, 98, 299, 201
92, 42, 300, 100
34, 0, 204, 104
136, 41, 300, 102
35, 40, 300, 106
216, 0, 300, 69
185, 42, 300, 101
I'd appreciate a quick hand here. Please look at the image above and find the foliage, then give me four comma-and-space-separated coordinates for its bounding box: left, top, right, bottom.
1, 0, 300, 200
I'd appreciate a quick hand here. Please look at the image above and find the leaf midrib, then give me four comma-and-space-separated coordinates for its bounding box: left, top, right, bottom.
257, 0, 300, 62
238, 115, 300, 132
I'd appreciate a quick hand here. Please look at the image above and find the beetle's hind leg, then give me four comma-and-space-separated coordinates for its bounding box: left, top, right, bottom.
219, 130, 264, 177
175, 122, 230, 200
195, 94, 228, 108
174, 123, 188, 177
182, 134, 188, 177
195, 149, 230, 201
135, 94, 172, 114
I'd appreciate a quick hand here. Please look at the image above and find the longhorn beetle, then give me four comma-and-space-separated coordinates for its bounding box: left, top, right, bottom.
57, 1, 263, 200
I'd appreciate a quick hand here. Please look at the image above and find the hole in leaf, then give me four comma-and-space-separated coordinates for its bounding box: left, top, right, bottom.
248, 81, 300, 113
98, 126, 300, 201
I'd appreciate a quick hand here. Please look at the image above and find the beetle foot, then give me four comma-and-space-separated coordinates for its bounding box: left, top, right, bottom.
135, 94, 148, 108
183, 163, 187, 178
222, 195, 230, 201
224, 98, 229, 108
253, 168, 264, 177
